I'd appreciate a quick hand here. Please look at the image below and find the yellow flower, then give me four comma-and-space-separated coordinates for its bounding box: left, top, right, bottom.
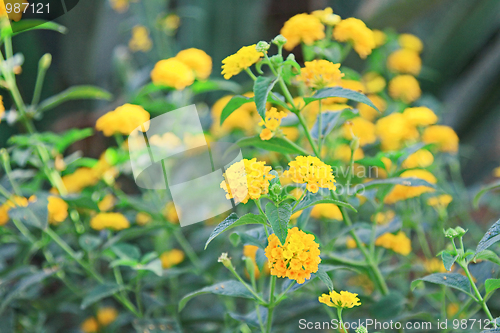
358, 94, 386, 121
402, 149, 434, 169
388, 75, 421, 104
221, 158, 274, 204
160, 249, 185, 268
297, 60, 343, 89
176, 48, 212, 80
0, 205, 9, 226
163, 14, 180, 31
403, 107, 438, 126
97, 307, 118, 326
424, 258, 447, 273
48, 196, 68, 225
447, 303, 460, 317
128, 25, 152, 52
384, 169, 436, 204
151, 58, 195, 89
319, 290, 361, 309
265, 227, 321, 284
372, 210, 395, 225
346, 237, 357, 249
398, 33, 423, 53
375, 231, 412, 255
310, 203, 342, 220
0, 196, 31, 226
281, 126, 300, 141
285, 156, 336, 193
0, 96, 4, 124
387, 49, 422, 75
427, 194, 453, 209
422, 125, 459, 153
81, 317, 99, 333
333, 18, 376, 58
362, 72, 386, 94
96, 103, 150, 137
243, 244, 269, 279
221, 45, 263, 79
334, 144, 364, 163
136, 212, 152, 225
494, 167, 500, 178
311, 7, 341, 26
281, 13, 325, 51
109, 0, 136, 13
259, 107, 288, 140
163, 202, 179, 223
90, 213, 130, 231
322, 79, 365, 105
210, 94, 260, 137
373, 29, 387, 47
343, 117, 376, 146
375, 112, 419, 151
58, 168, 98, 194
98, 194, 115, 212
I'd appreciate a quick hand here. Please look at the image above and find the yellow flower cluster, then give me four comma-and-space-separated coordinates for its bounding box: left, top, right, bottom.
243, 244, 269, 279
358, 94, 386, 121
387, 49, 421, 75
399, 34, 424, 53
402, 149, 434, 169
311, 7, 341, 26
48, 196, 69, 225
403, 107, 438, 126
96, 103, 150, 137
136, 212, 152, 225
259, 107, 287, 140
176, 48, 213, 80
333, 18, 376, 58
333, 144, 364, 163
98, 194, 115, 212
427, 194, 453, 209
318, 290, 361, 309
90, 212, 130, 231
372, 210, 395, 225
162, 202, 180, 223
211, 94, 260, 137
280, 13, 325, 50
384, 169, 436, 204
220, 158, 274, 204
221, 45, 263, 79
388, 75, 421, 104
109, 0, 136, 13
424, 258, 447, 273
375, 231, 412, 255
422, 125, 459, 153
297, 59, 344, 89
58, 156, 115, 194
151, 58, 195, 90
285, 156, 336, 193
375, 113, 418, 151
265, 227, 321, 284
81, 307, 118, 333
129, 25, 153, 52
0, 196, 30, 226
310, 203, 342, 220
160, 249, 185, 268
343, 117, 376, 146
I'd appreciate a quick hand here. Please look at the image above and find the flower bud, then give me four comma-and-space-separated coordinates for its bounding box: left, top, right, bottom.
218, 252, 233, 269
444, 228, 459, 239
40, 53, 52, 70
356, 325, 368, 333
270, 183, 282, 197
272, 34, 287, 47
256, 41, 270, 52
455, 226, 467, 237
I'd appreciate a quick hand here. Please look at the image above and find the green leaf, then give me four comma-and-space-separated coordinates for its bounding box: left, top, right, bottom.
220, 95, 254, 125
475, 250, 500, 266
411, 273, 473, 298
280, 264, 352, 293
235, 136, 306, 155
56, 128, 94, 153
360, 177, 437, 192
266, 202, 292, 245
303, 87, 377, 110
205, 213, 267, 249
371, 292, 405, 319
38, 86, 113, 113
396, 143, 428, 166
191, 79, 241, 94
474, 180, 500, 208
11, 20, 67, 36
111, 243, 141, 261
63, 195, 99, 211
134, 259, 163, 277
355, 157, 387, 169
81, 283, 125, 309
485, 278, 500, 295
179, 280, 256, 312
254, 76, 277, 119
9, 194, 49, 230
292, 192, 356, 214
316, 266, 334, 291
475, 219, 500, 257
79, 235, 102, 252
311, 111, 342, 140
442, 250, 458, 271
109, 259, 139, 268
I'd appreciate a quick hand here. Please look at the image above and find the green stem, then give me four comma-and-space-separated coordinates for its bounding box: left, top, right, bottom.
416, 224, 433, 258
337, 307, 348, 333
226, 264, 265, 304
173, 229, 202, 273
297, 112, 320, 157
281, 135, 311, 156
255, 199, 270, 237
318, 103, 323, 153
291, 189, 307, 211
31, 54, 51, 106
266, 275, 277, 333
245, 68, 257, 81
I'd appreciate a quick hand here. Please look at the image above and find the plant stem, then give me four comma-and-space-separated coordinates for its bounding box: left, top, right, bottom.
226, 264, 265, 304
297, 112, 320, 157
266, 275, 277, 333
173, 228, 202, 273
337, 307, 348, 333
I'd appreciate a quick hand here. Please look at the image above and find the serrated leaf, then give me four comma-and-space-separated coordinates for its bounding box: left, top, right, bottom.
316, 266, 334, 291
39, 86, 112, 113
311, 111, 342, 140
475, 219, 500, 257
179, 280, 256, 312
411, 273, 473, 298
442, 251, 458, 271
266, 202, 292, 245
255, 248, 267, 272
485, 278, 500, 295
292, 192, 356, 214
235, 136, 307, 155
475, 250, 500, 266
254, 76, 277, 119
205, 213, 267, 249
220, 95, 254, 125
474, 180, 500, 208
303, 87, 377, 110
81, 283, 124, 309
9, 194, 49, 230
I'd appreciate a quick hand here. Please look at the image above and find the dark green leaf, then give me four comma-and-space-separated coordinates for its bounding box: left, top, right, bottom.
179, 280, 256, 311
235, 136, 307, 155
371, 292, 405, 319
229, 307, 267, 328
135, 259, 163, 277
55, 128, 94, 153
474, 180, 500, 208
11, 20, 67, 36
355, 157, 387, 169
81, 283, 125, 309
9, 194, 49, 230
266, 202, 292, 245
111, 243, 141, 261
316, 266, 334, 291
63, 195, 99, 211
39, 86, 113, 113
411, 273, 473, 297
475, 250, 500, 266
220, 95, 254, 125
303, 87, 377, 110
254, 76, 277, 119
475, 219, 500, 257
281, 264, 351, 293
442, 251, 458, 271
191, 79, 241, 94
205, 213, 267, 249
311, 111, 342, 140
292, 192, 356, 214
485, 278, 500, 295
79, 235, 102, 252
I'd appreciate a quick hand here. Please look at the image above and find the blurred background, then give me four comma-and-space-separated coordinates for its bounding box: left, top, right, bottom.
2, 0, 500, 186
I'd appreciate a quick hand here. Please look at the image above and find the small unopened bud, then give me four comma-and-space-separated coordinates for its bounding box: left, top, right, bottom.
272, 34, 287, 46
355, 325, 368, 333
444, 228, 459, 239
270, 183, 282, 197
455, 227, 467, 237
324, 14, 341, 26
218, 252, 232, 269
256, 41, 270, 52
286, 53, 296, 62
39, 53, 52, 69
